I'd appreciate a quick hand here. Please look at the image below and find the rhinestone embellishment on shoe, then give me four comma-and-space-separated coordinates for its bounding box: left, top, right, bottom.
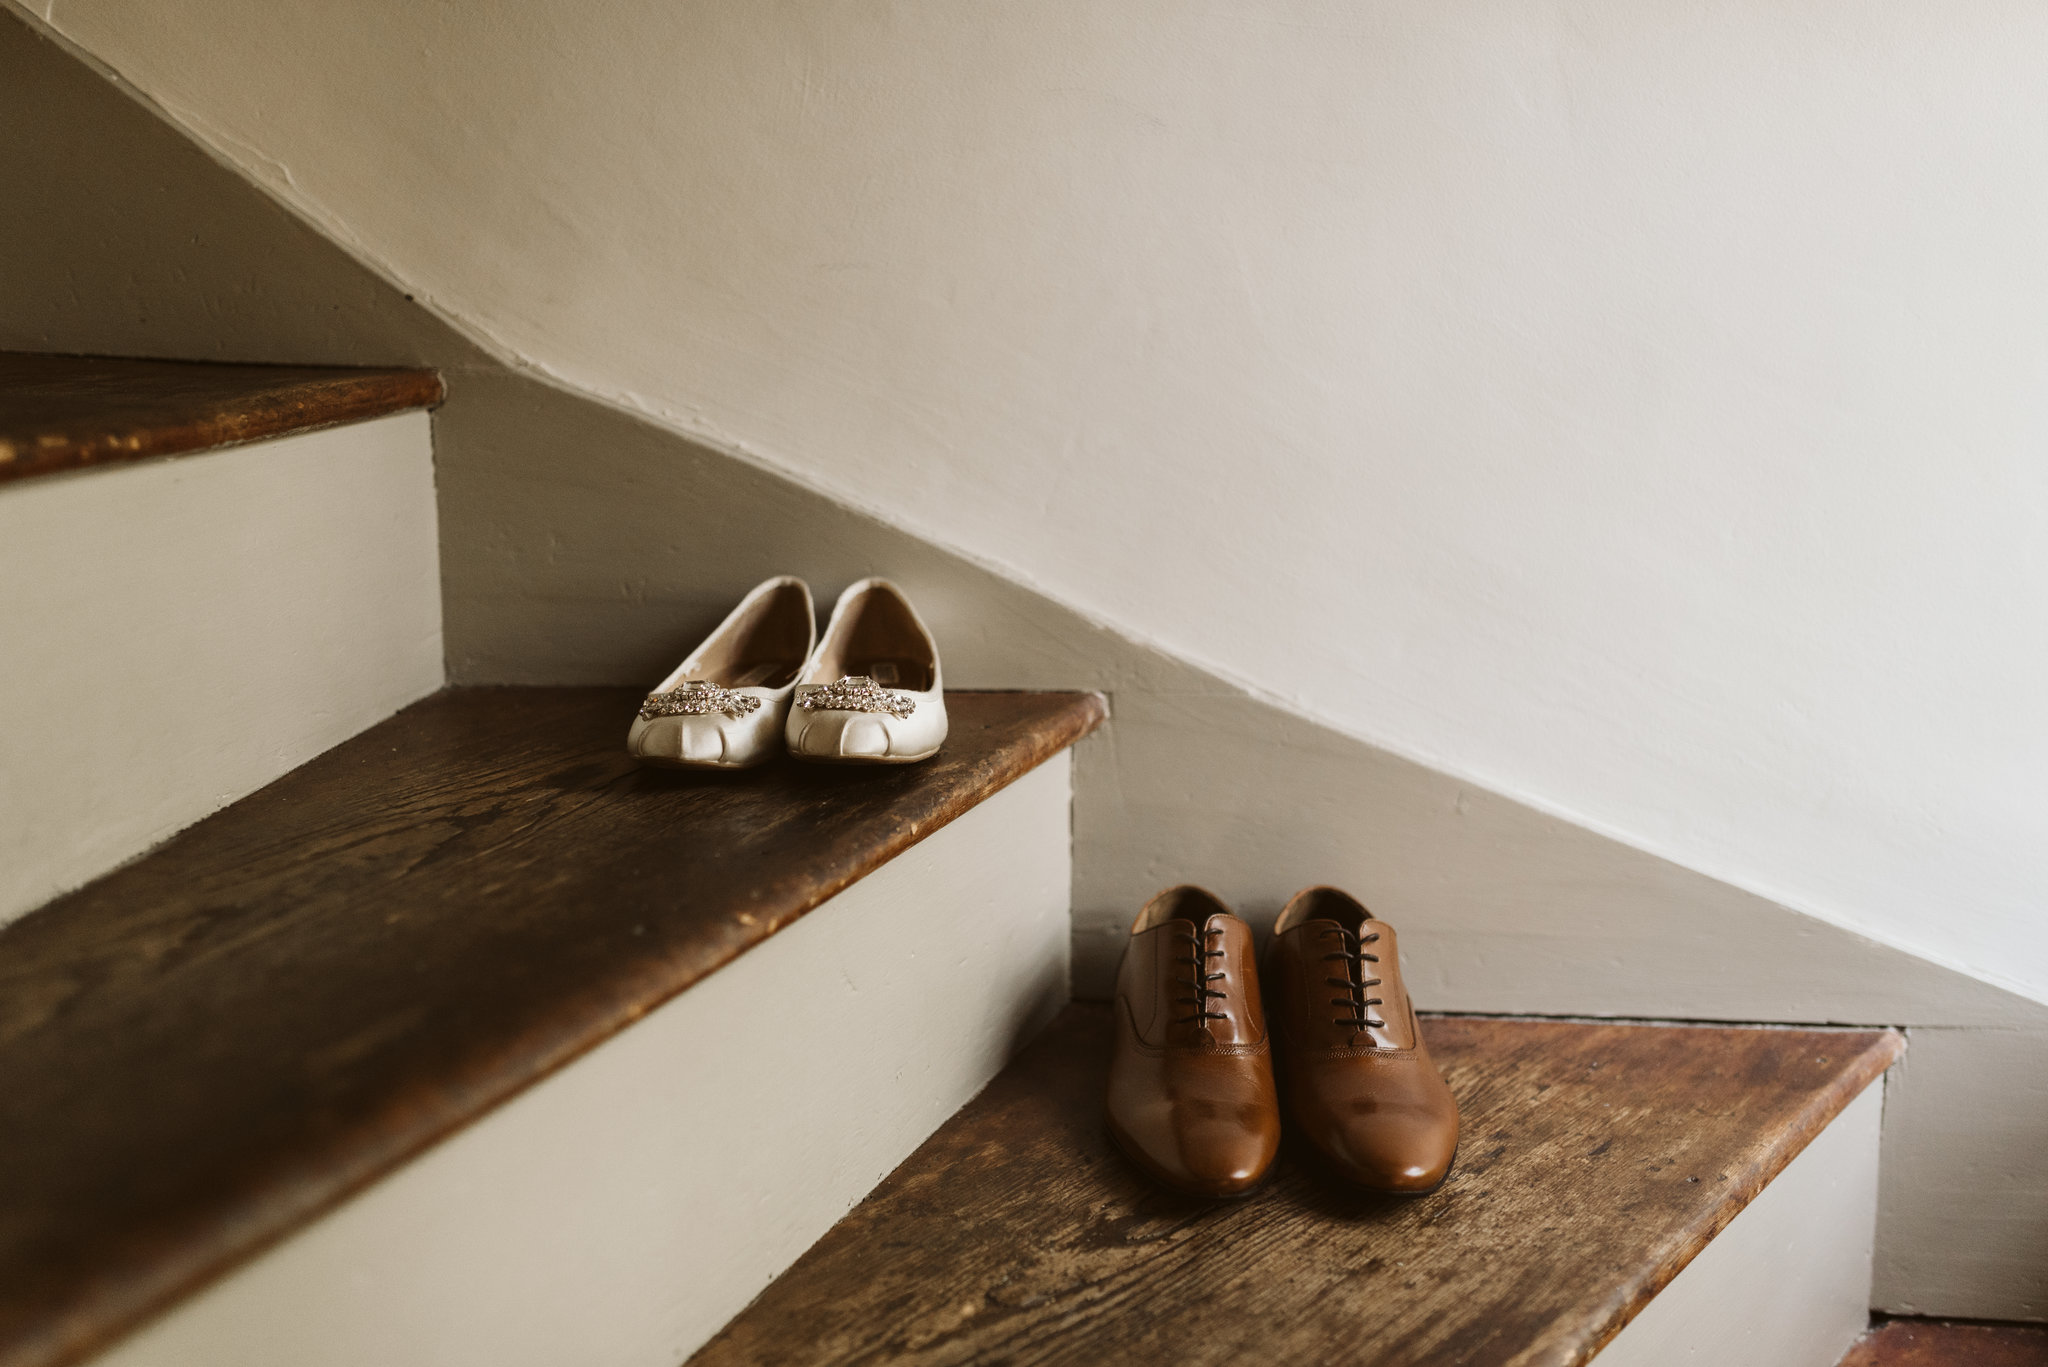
797, 675, 917, 718
638, 681, 762, 720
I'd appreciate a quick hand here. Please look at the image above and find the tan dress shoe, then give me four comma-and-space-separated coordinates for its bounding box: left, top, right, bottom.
1267, 887, 1459, 1193
1106, 886, 1280, 1198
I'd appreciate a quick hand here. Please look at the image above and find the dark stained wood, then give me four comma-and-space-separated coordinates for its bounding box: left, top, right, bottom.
1838, 1318, 2048, 1367
696, 1004, 1902, 1367
0, 687, 1104, 1367
0, 352, 443, 483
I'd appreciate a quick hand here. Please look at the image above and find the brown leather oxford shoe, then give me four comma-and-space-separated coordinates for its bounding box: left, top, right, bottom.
1106, 886, 1281, 1198
1267, 887, 1459, 1193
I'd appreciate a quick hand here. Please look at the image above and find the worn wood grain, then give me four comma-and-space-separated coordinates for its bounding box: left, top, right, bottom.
696, 1004, 1901, 1367
0, 687, 1103, 1367
1838, 1318, 2048, 1367
0, 352, 442, 483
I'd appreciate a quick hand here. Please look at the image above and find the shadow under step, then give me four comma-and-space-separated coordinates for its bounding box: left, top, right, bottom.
0, 687, 1104, 1367
697, 1003, 1901, 1367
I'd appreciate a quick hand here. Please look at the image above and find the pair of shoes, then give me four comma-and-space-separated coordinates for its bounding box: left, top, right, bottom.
1106, 885, 1459, 1199
627, 577, 947, 768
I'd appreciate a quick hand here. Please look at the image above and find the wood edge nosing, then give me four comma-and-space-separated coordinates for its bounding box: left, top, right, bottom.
1563, 1027, 1905, 1365
0, 364, 444, 487
668, 690, 1101, 988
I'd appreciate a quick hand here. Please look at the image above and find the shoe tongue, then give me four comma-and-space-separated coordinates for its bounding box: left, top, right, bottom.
1283, 887, 1371, 936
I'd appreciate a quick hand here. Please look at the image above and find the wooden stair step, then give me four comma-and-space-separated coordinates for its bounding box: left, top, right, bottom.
0, 352, 442, 484
695, 1003, 1901, 1367
1837, 1318, 2048, 1367
0, 687, 1104, 1367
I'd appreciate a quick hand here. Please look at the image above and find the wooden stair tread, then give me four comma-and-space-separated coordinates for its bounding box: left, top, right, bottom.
1838, 1319, 2048, 1367
695, 1003, 1901, 1367
0, 687, 1104, 1367
0, 352, 443, 484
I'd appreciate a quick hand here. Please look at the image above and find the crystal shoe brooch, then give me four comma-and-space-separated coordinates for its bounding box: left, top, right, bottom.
796, 675, 917, 719
638, 680, 762, 720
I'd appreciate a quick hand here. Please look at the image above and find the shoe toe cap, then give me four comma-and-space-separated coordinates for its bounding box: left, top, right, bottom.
837, 716, 890, 757
1321, 1113, 1457, 1192
1112, 1096, 1279, 1198
1178, 1116, 1279, 1195
635, 716, 727, 764
789, 710, 895, 759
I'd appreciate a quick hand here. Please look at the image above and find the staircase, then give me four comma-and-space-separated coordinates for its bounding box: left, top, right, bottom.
1, 686, 1098, 1367
2, 355, 1906, 1367
697, 1007, 1897, 1367
0, 354, 445, 930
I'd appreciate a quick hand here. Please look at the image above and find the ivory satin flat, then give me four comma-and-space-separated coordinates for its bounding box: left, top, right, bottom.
786, 578, 947, 764
628, 576, 816, 769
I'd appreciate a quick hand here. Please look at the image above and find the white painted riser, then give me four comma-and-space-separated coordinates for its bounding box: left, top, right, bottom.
89, 756, 1073, 1367
1596, 1083, 1883, 1367
0, 413, 443, 930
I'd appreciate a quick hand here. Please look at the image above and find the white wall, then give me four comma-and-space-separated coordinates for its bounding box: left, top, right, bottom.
17, 1, 2048, 1003
0, 7, 477, 370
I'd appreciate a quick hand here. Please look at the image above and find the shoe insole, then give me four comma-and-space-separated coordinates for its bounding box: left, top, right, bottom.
850, 657, 931, 690
727, 660, 794, 688
681, 660, 797, 690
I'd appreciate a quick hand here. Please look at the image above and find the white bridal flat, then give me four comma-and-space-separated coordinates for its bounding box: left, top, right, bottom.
786, 578, 947, 764
628, 576, 816, 769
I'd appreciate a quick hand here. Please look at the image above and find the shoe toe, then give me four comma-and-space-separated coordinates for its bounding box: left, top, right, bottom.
635, 716, 727, 765
789, 710, 895, 760
680, 720, 727, 764
1113, 1095, 1278, 1198
787, 713, 837, 757
1177, 1110, 1279, 1195
1323, 1112, 1456, 1192
838, 717, 889, 758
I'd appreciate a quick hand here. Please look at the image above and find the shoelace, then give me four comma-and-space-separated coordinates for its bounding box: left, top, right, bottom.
1320, 925, 1386, 1031
1172, 923, 1229, 1027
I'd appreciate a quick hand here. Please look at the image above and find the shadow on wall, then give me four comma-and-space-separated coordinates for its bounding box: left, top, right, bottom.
6, 2, 2046, 1319
432, 370, 2041, 1029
